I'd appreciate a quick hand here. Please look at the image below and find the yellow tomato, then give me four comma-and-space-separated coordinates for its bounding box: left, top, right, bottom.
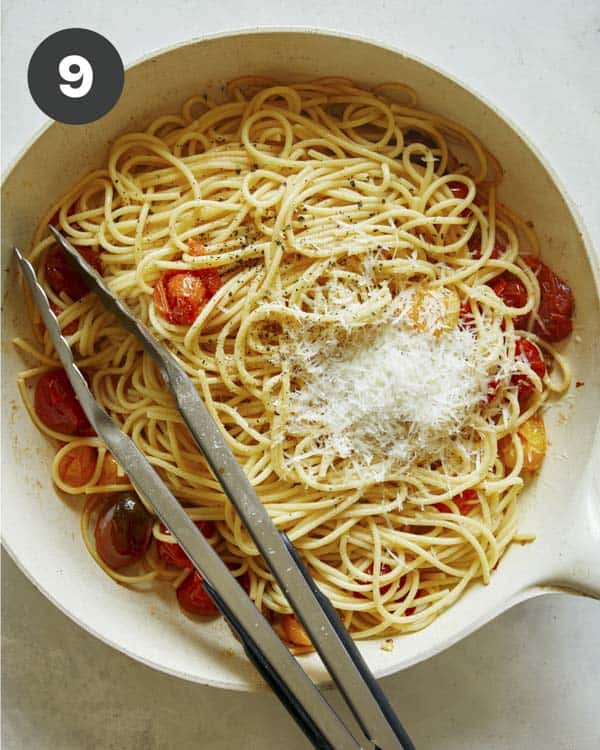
410, 287, 460, 336
499, 412, 547, 472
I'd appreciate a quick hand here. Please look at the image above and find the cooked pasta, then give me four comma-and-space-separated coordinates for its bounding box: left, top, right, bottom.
15, 77, 574, 642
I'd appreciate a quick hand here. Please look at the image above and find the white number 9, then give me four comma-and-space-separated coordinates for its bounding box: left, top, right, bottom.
58, 54, 93, 98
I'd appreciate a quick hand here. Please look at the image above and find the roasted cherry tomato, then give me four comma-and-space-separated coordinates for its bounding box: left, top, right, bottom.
448, 181, 471, 216
524, 257, 574, 342
45, 245, 102, 301
488, 272, 528, 327
176, 569, 219, 616
98, 453, 129, 486
153, 268, 222, 326
434, 489, 478, 514
157, 521, 216, 568
95, 493, 153, 570
58, 445, 97, 487
469, 228, 504, 260
448, 181, 469, 200
282, 614, 312, 647
512, 338, 546, 404
34, 369, 92, 435
353, 563, 399, 598
499, 413, 547, 472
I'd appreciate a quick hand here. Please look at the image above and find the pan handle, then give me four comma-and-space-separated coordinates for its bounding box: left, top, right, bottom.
547, 433, 600, 600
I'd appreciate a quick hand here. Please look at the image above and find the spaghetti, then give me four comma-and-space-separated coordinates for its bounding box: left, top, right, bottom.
15, 77, 573, 643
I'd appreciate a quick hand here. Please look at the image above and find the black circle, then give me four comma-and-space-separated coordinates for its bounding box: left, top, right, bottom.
27, 28, 124, 125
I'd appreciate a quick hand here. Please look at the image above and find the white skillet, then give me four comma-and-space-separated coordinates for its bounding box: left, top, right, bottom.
2, 29, 599, 691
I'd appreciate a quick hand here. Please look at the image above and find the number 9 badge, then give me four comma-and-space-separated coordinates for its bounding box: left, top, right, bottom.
28, 28, 124, 124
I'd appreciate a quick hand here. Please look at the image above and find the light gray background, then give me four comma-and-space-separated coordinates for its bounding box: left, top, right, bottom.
2, 1, 600, 748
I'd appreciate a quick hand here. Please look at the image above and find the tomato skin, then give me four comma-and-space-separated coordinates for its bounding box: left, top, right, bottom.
153, 267, 222, 326
34, 369, 91, 435
95, 494, 153, 570
58, 445, 97, 487
488, 272, 529, 327
448, 181, 469, 200
282, 614, 312, 646
45, 245, 102, 301
176, 570, 218, 616
434, 489, 478, 514
524, 257, 574, 342
157, 521, 216, 568
512, 338, 546, 403
353, 563, 397, 598
448, 181, 471, 216
469, 229, 504, 260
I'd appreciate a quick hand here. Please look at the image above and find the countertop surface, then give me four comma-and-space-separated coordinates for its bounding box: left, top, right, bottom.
2, 1, 599, 748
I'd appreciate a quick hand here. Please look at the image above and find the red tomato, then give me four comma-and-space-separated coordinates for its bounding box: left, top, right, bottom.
157, 521, 216, 568
435, 489, 478, 514
58, 445, 97, 487
469, 229, 504, 260
459, 300, 477, 330
488, 272, 529, 328
153, 268, 222, 326
353, 563, 395, 598
524, 257, 574, 342
34, 369, 91, 435
95, 494, 153, 570
448, 181, 471, 216
45, 245, 102, 301
282, 614, 312, 646
485, 379, 500, 403
512, 338, 546, 403
176, 570, 219, 616
448, 181, 469, 200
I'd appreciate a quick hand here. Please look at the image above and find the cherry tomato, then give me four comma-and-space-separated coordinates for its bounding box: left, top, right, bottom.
176, 569, 219, 616
512, 338, 546, 403
499, 412, 547, 472
282, 614, 312, 646
524, 257, 574, 342
34, 369, 92, 435
488, 272, 529, 327
485, 379, 500, 403
447, 180, 472, 217
95, 494, 153, 570
459, 300, 477, 331
434, 489, 478, 514
157, 521, 216, 568
45, 245, 102, 301
98, 453, 129, 486
448, 181, 469, 200
469, 229, 504, 260
353, 563, 398, 598
153, 267, 222, 326
58, 445, 97, 487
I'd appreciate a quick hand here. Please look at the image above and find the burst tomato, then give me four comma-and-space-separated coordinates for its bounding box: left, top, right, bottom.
469, 228, 504, 260
58, 445, 97, 487
176, 570, 219, 616
523, 257, 574, 342
512, 338, 546, 403
157, 521, 216, 568
45, 245, 102, 301
434, 489, 478, 514
34, 369, 92, 435
153, 268, 222, 326
95, 494, 153, 570
488, 272, 529, 327
282, 614, 312, 646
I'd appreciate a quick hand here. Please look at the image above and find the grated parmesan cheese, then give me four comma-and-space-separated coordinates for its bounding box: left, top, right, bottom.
287, 323, 491, 465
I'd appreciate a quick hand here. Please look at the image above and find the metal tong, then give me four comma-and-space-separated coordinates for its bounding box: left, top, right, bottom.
14, 228, 415, 750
